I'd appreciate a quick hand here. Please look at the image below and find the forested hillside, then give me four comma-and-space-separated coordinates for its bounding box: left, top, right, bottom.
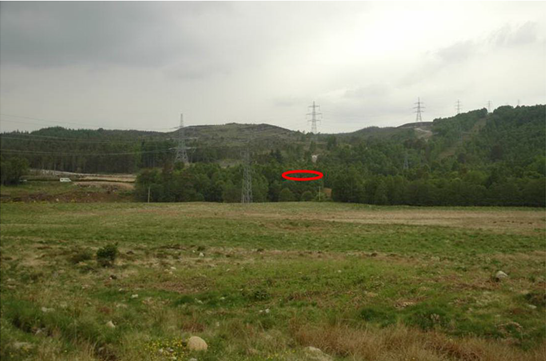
0, 123, 307, 173
1, 105, 544, 206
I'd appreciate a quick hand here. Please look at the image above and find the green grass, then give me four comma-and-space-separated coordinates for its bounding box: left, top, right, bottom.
1, 203, 545, 360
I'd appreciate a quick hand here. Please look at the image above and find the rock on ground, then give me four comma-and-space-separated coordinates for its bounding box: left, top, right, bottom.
106, 321, 116, 329
304, 346, 333, 361
13, 342, 33, 351
187, 336, 208, 351
495, 271, 509, 281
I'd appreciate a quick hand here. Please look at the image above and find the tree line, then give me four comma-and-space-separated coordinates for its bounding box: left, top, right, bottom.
2, 105, 545, 207
134, 105, 545, 207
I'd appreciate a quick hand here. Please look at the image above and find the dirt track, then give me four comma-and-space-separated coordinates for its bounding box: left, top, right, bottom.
74, 181, 134, 190
232, 207, 546, 235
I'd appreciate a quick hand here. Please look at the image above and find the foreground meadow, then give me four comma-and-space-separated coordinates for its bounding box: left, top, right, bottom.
1, 202, 545, 361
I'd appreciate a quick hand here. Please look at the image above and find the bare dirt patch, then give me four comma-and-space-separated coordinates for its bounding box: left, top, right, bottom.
236, 208, 545, 235
75, 181, 135, 190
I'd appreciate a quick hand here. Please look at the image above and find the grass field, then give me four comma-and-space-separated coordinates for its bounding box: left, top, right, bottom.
1, 202, 545, 361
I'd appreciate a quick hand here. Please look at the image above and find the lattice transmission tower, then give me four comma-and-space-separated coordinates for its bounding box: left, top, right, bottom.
241, 142, 253, 204
403, 151, 409, 170
414, 97, 424, 125
456, 100, 462, 114
174, 113, 190, 164
307, 101, 322, 135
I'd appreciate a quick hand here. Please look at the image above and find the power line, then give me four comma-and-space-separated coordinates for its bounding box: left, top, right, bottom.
0, 134, 166, 144
0, 148, 171, 156
0, 134, 271, 150
0, 113, 178, 132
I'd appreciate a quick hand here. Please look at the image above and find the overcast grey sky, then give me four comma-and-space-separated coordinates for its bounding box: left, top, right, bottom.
1, 1, 545, 134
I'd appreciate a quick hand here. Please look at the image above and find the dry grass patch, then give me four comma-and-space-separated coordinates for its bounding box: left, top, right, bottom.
293, 323, 546, 361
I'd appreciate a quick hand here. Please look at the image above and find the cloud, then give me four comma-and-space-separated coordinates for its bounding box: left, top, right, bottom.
435, 40, 477, 64
399, 21, 543, 89
489, 22, 539, 47
344, 84, 391, 99
0, 2, 544, 134
0, 2, 225, 68
273, 96, 305, 108
163, 60, 231, 80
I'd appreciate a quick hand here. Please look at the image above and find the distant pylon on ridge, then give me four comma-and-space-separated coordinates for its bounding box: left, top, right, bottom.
456, 100, 462, 115
414, 97, 424, 126
175, 113, 189, 164
241, 140, 253, 204
307, 101, 322, 136
487, 101, 492, 113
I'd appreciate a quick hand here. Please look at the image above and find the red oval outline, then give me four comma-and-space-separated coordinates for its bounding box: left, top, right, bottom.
282, 170, 323, 181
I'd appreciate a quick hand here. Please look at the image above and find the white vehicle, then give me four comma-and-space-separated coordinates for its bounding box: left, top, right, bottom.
59, 178, 72, 183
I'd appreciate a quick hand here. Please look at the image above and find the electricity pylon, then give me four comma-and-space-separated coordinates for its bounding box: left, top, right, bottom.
456, 100, 462, 114
174, 114, 189, 164
241, 141, 253, 204
414, 97, 424, 125
307, 101, 322, 136
403, 151, 409, 170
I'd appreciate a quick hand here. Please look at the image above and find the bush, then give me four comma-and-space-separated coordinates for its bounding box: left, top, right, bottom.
359, 305, 396, 326
70, 249, 93, 264
403, 303, 448, 330
301, 191, 314, 201
0, 156, 29, 185
278, 188, 295, 202
525, 291, 546, 307
251, 289, 270, 301
96, 244, 118, 267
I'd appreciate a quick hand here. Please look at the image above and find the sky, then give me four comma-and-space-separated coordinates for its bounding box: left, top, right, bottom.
1, 1, 545, 134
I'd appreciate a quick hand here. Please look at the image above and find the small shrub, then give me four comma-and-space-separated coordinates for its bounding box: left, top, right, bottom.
70, 249, 93, 264
174, 295, 194, 306
252, 289, 270, 301
96, 244, 118, 267
77, 264, 96, 274
403, 304, 448, 330
20, 270, 44, 283
359, 305, 396, 326
525, 291, 546, 307
301, 191, 314, 202
279, 188, 295, 202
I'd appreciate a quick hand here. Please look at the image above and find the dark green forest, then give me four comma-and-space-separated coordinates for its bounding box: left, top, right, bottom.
1, 105, 545, 206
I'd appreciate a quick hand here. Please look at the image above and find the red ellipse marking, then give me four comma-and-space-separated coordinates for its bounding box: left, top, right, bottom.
282, 170, 323, 181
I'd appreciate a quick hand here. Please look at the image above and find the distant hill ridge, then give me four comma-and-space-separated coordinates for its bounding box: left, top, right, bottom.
1, 105, 543, 175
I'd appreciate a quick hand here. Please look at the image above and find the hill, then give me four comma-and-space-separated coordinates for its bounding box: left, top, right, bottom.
0, 122, 309, 173
1, 105, 545, 206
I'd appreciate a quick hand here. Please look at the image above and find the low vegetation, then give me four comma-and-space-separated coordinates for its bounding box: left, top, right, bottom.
0, 156, 29, 185
96, 244, 119, 267
1, 203, 544, 360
